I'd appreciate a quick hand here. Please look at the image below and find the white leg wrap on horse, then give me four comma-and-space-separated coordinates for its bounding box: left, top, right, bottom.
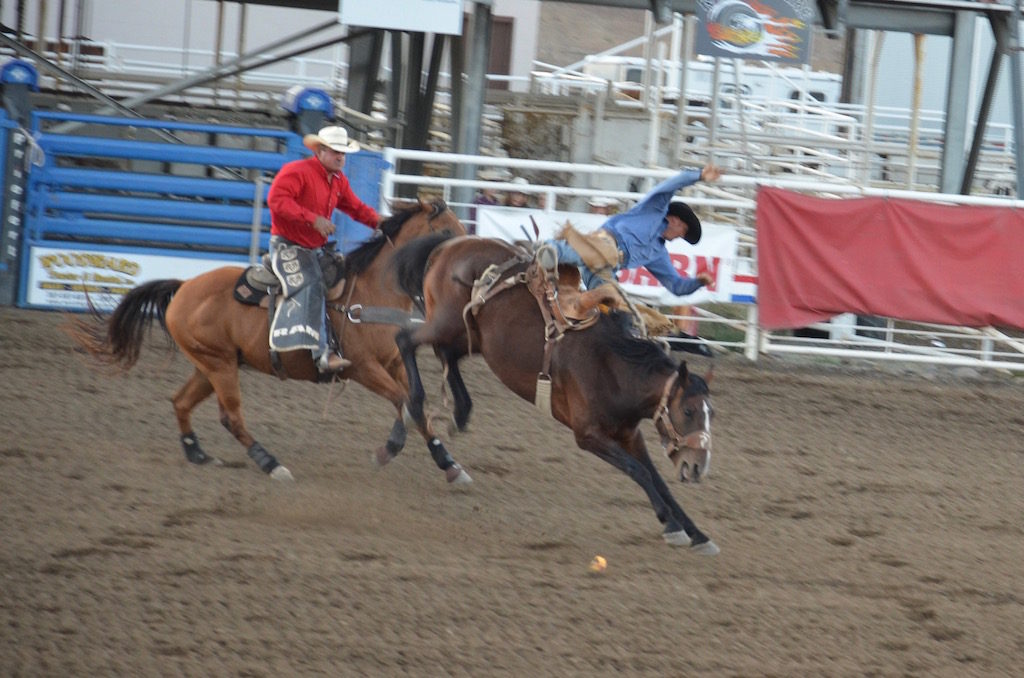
269, 465, 294, 481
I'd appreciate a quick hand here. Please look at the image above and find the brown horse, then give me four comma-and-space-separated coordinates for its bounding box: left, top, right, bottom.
68, 200, 470, 483
392, 233, 719, 554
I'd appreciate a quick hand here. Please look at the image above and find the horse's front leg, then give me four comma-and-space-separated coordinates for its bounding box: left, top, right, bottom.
438, 346, 472, 432
395, 328, 429, 425
578, 427, 716, 555
626, 430, 718, 554
356, 354, 471, 485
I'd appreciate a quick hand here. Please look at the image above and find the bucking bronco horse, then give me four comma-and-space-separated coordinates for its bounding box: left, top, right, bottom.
391, 233, 719, 554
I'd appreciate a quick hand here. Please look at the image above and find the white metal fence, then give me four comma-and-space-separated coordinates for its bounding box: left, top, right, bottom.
380, 148, 1024, 373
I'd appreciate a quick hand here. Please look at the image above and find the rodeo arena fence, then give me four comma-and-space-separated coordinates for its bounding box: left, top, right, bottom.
5, 106, 1024, 374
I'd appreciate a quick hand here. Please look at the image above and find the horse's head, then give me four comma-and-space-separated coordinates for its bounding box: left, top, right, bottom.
655, 361, 713, 483
347, 200, 468, 277
387, 198, 467, 246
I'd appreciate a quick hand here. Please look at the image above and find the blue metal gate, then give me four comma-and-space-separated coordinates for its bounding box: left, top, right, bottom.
19, 111, 388, 310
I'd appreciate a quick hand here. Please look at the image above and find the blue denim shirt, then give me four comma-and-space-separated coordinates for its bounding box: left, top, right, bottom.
602, 168, 703, 296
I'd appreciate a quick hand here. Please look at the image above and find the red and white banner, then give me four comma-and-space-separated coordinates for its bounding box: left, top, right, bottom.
477, 206, 740, 305
756, 187, 1024, 330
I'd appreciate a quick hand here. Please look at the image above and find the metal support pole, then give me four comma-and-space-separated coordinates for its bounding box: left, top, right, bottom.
907, 34, 924, 189
1008, 3, 1024, 196
940, 12, 976, 193
708, 58, 722, 165
453, 2, 492, 220
673, 14, 695, 164
249, 175, 265, 264
961, 19, 1006, 195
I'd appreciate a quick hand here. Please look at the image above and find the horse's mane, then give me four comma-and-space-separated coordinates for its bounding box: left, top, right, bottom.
392, 231, 458, 307
589, 310, 677, 377
344, 200, 448, 276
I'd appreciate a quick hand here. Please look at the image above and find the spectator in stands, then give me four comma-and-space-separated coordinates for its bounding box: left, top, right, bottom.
267, 125, 379, 373
551, 163, 721, 296
470, 168, 507, 233
587, 196, 620, 215
505, 177, 532, 207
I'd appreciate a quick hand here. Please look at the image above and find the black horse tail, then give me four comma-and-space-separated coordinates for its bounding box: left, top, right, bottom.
65, 278, 183, 370
392, 231, 456, 312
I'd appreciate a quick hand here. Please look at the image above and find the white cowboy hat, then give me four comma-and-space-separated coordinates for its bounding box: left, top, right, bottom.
302, 125, 361, 153
479, 168, 512, 181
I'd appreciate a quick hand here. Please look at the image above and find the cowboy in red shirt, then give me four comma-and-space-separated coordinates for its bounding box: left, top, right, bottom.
267, 125, 380, 373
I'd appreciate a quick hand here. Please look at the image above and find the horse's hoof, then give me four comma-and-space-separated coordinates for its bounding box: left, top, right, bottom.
690, 539, 720, 556
445, 464, 473, 485
187, 452, 223, 467
269, 465, 294, 481
374, 446, 396, 468
663, 530, 692, 547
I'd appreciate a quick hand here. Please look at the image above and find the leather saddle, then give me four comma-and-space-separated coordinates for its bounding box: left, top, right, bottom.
233, 250, 346, 307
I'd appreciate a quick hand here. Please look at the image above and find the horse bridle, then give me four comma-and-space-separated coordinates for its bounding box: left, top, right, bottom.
653, 371, 709, 454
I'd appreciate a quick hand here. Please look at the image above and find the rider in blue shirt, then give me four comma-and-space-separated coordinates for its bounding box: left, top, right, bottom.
554, 164, 721, 294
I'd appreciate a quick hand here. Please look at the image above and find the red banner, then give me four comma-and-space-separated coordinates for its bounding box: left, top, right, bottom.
756, 187, 1024, 331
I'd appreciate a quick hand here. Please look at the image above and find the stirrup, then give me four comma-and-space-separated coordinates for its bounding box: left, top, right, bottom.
317, 351, 351, 372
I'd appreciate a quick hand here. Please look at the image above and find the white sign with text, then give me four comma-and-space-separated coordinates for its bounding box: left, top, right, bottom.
476, 207, 740, 306
26, 246, 241, 311
339, 0, 464, 35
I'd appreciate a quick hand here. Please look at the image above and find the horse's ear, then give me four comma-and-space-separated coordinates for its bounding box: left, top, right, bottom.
705, 365, 714, 386
677, 360, 689, 382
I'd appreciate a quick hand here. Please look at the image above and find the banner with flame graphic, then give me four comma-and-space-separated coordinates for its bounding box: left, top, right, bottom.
696, 0, 812, 64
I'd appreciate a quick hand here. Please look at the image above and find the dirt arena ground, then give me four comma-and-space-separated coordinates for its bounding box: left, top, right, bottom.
2, 305, 1023, 677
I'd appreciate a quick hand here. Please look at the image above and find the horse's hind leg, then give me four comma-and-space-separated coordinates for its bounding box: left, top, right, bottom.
207, 369, 293, 481
172, 368, 220, 466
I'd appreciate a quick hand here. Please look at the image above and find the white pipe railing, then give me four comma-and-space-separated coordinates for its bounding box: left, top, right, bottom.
380, 148, 1024, 373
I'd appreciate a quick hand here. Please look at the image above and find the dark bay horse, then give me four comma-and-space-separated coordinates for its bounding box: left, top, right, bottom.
69, 200, 470, 483
392, 234, 718, 554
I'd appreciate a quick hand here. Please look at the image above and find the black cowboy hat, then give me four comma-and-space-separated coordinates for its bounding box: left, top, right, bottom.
667, 201, 702, 245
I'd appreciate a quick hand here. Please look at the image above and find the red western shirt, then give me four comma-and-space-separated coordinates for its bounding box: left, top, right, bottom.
267, 156, 380, 248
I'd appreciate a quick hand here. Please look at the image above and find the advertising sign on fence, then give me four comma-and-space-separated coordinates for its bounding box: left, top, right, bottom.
25, 246, 239, 311
476, 206, 742, 306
